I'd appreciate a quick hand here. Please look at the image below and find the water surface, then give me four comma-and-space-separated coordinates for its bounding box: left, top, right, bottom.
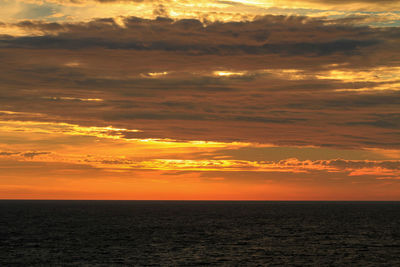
1, 201, 399, 266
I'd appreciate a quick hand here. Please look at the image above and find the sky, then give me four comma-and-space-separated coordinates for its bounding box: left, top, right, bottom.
0, 0, 400, 200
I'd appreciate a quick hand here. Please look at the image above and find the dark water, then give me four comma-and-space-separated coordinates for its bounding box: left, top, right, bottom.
1, 201, 400, 266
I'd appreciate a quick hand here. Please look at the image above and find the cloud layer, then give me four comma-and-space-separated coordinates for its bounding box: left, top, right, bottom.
1, 16, 400, 149
0, 1, 399, 199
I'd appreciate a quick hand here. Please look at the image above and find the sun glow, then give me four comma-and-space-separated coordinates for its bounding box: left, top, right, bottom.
213, 71, 247, 77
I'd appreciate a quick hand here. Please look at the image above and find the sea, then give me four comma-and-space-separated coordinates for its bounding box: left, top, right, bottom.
1, 201, 399, 266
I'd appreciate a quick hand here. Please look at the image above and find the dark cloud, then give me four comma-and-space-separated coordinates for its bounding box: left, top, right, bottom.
0, 152, 20, 156
324, 159, 400, 170
0, 35, 380, 56
0, 16, 390, 56
21, 152, 51, 158
208, 146, 386, 161
0, 151, 52, 158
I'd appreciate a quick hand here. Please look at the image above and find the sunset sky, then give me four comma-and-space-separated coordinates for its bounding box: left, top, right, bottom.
1, 0, 400, 200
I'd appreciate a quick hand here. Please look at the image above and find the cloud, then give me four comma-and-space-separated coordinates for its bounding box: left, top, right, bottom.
0, 150, 51, 158
54, 155, 400, 181
21, 151, 51, 158
14, 0, 400, 12
0, 15, 399, 151
0, 151, 20, 156
0, 16, 386, 56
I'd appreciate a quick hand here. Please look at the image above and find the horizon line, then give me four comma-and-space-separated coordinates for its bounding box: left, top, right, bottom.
1, 199, 399, 202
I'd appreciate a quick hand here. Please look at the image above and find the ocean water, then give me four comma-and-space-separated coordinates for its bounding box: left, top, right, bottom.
1, 201, 400, 266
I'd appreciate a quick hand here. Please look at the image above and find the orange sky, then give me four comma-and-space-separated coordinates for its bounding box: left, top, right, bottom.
0, 0, 400, 200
